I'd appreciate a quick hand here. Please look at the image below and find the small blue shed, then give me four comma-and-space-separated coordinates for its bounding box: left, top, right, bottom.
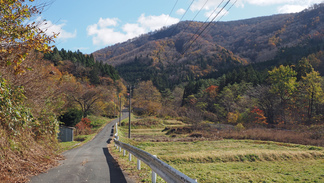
58, 126, 74, 142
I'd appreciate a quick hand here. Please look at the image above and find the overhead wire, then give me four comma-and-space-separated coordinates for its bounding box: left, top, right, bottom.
178, 0, 210, 37
181, 0, 232, 55
191, 0, 210, 22
203, 0, 238, 36
180, 0, 225, 53
164, 0, 179, 27
168, 0, 196, 37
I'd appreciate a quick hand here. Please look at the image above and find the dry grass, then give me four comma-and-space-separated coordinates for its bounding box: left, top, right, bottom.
163, 124, 324, 147
0, 128, 62, 183
219, 128, 324, 147
113, 117, 324, 182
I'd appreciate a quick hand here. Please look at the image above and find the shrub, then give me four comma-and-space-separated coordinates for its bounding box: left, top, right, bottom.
235, 123, 245, 131
75, 118, 92, 135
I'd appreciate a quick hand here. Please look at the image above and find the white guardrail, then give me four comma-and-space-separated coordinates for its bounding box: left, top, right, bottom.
113, 124, 197, 183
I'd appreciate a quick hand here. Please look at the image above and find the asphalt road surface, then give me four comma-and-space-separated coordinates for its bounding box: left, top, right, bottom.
30, 111, 134, 183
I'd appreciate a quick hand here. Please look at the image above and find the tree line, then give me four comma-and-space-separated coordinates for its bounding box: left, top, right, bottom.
131, 56, 324, 127
44, 47, 120, 85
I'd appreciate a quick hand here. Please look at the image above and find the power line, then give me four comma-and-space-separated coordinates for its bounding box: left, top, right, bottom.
181, 0, 232, 55
179, 0, 196, 22
180, 0, 225, 52
191, 0, 210, 22
180, 0, 210, 35
168, 0, 196, 37
203, 0, 238, 36
164, 0, 179, 26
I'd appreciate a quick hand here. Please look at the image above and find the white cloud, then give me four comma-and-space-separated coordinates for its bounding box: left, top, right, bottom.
87, 22, 128, 46
138, 14, 179, 31
122, 23, 146, 38
98, 17, 119, 28
244, 0, 324, 13
277, 4, 308, 13
243, 0, 291, 6
191, 0, 324, 18
176, 8, 186, 15
191, 0, 223, 11
37, 18, 77, 40
87, 14, 179, 46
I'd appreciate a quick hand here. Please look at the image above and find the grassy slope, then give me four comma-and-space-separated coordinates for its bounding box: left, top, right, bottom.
112, 116, 324, 183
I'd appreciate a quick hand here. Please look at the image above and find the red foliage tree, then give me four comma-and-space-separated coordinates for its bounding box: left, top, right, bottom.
250, 106, 268, 125
75, 118, 92, 135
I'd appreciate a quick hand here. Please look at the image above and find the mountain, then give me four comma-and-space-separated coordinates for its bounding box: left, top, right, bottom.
93, 3, 324, 88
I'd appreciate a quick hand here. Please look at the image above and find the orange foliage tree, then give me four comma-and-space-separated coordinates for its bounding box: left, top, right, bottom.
250, 106, 268, 125
75, 118, 92, 135
205, 85, 218, 99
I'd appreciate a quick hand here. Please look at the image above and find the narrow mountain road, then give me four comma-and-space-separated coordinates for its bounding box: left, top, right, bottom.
30, 112, 134, 183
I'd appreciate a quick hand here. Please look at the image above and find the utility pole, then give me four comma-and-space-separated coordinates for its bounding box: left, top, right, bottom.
128, 85, 132, 139
119, 94, 122, 126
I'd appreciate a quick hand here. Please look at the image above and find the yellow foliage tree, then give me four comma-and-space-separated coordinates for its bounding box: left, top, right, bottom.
133, 81, 162, 115
0, 0, 57, 74
227, 112, 239, 124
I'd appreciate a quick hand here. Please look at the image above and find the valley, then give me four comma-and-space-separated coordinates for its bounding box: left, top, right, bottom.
1, 1, 324, 182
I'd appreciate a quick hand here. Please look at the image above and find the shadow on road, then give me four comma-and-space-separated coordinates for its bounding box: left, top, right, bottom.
103, 147, 127, 183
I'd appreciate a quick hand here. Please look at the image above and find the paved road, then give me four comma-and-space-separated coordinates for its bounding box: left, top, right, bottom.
30, 112, 133, 183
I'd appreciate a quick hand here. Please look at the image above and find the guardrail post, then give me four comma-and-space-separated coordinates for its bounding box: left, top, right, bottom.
195, 179, 198, 182
137, 159, 141, 170
115, 140, 198, 183
129, 153, 132, 161
152, 155, 157, 183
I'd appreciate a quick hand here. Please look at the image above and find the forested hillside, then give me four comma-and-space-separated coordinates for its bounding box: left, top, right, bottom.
91, 4, 324, 130
93, 4, 324, 89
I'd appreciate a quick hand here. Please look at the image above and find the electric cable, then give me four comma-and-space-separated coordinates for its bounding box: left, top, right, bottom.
168, 0, 196, 37
178, 0, 210, 36
181, 0, 231, 55
202, 0, 238, 37
180, 0, 225, 52
164, 0, 179, 26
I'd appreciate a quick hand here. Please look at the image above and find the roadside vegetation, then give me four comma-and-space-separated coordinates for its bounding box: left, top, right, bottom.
0, 1, 124, 182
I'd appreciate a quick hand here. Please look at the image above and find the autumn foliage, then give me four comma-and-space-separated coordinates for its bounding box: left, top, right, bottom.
75, 118, 92, 135
0, 0, 56, 74
250, 106, 268, 125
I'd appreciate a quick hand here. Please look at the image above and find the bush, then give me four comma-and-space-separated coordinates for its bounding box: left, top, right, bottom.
59, 108, 83, 127
75, 118, 92, 135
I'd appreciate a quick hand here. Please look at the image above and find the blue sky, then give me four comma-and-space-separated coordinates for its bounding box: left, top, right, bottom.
36, 0, 324, 54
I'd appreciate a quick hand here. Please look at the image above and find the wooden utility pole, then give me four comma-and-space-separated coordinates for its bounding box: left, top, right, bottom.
119, 94, 122, 126
128, 85, 132, 138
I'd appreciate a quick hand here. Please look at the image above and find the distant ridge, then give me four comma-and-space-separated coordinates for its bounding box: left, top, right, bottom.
93, 3, 324, 87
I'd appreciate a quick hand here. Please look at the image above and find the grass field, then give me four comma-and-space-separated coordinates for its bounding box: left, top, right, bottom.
112, 116, 324, 183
